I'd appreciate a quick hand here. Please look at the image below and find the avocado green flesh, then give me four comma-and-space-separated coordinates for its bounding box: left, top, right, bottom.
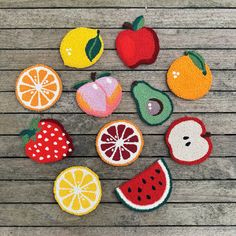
132, 81, 173, 125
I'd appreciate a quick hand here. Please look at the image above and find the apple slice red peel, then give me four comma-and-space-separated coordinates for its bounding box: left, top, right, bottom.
116, 15, 160, 68
165, 117, 213, 165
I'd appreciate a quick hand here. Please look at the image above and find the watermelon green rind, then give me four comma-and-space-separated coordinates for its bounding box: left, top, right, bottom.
115, 158, 172, 212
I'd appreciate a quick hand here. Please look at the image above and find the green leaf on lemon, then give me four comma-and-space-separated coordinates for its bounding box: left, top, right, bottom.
72, 80, 90, 90
96, 71, 111, 79
185, 51, 207, 75
85, 30, 102, 62
132, 15, 144, 31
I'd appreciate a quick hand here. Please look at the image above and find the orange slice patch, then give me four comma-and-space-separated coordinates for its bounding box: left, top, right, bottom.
16, 64, 62, 111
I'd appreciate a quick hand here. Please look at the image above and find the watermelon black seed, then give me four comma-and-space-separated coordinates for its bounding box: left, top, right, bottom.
146, 195, 151, 199
183, 136, 189, 140
150, 176, 154, 180
138, 187, 142, 192
128, 187, 131, 192
152, 185, 156, 190
159, 181, 163, 186
142, 178, 146, 184
138, 196, 141, 201
155, 169, 160, 174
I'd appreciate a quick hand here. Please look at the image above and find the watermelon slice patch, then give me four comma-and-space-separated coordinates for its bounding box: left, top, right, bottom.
115, 159, 172, 211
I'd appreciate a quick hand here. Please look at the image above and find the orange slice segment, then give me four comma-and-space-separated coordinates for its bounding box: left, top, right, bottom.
16, 64, 62, 111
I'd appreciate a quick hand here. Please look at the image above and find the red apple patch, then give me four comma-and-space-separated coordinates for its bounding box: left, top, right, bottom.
20, 118, 73, 163
165, 117, 213, 165
116, 15, 160, 68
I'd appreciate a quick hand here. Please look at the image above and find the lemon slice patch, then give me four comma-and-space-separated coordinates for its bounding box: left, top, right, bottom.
54, 166, 102, 216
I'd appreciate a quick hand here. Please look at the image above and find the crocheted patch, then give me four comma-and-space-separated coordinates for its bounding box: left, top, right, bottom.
15, 64, 62, 112
96, 120, 144, 166
74, 72, 122, 117
116, 16, 159, 68
20, 118, 73, 163
54, 166, 102, 216
131, 81, 173, 126
115, 159, 172, 211
165, 116, 213, 165
167, 51, 213, 100
60, 27, 104, 69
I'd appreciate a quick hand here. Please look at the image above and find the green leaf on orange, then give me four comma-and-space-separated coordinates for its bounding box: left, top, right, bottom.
132, 15, 144, 31
85, 30, 102, 62
185, 51, 207, 75
72, 80, 90, 90
96, 71, 111, 79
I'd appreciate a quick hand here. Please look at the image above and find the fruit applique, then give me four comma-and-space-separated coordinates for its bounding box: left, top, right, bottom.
116, 15, 160, 68
74, 72, 122, 118
60, 27, 104, 69
96, 120, 144, 166
54, 166, 102, 216
20, 118, 73, 163
165, 117, 213, 165
115, 159, 172, 211
167, 51, 213, 100
15, 64, 62, 111
131, 81, 173, 126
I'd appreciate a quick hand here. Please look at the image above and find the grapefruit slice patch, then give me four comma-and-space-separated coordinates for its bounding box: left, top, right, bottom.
96, 120, 144, 166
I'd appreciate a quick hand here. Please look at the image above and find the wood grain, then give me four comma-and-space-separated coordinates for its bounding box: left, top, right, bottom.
0, 9, 235, 28
0, 113, 235, 135
1, 29, 236, 49
0, 92, 235, 113
0, 203, 235, 226
1, 70, 235, 92
0, 180, 235, 203
0, 158, 234, 180
0, 0, 235, 8
0, 50, 234, 70
0, 227, 235, 236
0, 135, 235, 157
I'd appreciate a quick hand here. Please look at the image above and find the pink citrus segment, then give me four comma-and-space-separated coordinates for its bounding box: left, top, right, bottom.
96, 120, 144, 166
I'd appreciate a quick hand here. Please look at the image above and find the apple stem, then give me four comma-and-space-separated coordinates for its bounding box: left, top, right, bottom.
122, 22, 133, 30
91, 72, 97, 81
202, 132, 211, 138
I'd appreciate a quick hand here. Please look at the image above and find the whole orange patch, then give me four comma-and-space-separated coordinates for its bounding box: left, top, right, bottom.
167, 52, 212, 100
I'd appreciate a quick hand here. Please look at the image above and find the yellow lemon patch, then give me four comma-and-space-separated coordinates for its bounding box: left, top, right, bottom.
54, 166, 102, 216
60, 27, 104, 69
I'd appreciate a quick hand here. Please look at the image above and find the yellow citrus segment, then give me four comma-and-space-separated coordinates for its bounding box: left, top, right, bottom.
15, 64, 62, 111
54, 166, 102, 216
60, 27, 104, 69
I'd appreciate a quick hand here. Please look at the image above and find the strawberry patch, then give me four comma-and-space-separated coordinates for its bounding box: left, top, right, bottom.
20, 118, 74, 163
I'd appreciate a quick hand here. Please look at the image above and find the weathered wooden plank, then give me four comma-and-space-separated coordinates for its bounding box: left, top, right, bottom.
0, 227, 235, 236
1, 70, 235, 92
0, 180, 235, 203
1, 135, 235, 157
0, 92, 235, 113
1, 29, 236, 49
0, 158, 234, 180
0, 113, 235, 135
0, 50, 234, 70
0, 9, 235, 28
0, 135, 235, 157
0, 0, 235, 8
0, 203, 235, 226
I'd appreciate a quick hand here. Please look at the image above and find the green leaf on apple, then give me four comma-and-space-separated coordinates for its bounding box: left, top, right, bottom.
96, 71, 111, 79
85, 30, 102, 62
72, 80, 90, 90
132, 15, 144, 31
185, 51, 207, 75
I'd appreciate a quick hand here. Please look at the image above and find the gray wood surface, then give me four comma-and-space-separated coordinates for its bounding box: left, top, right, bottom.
0, 0, 235, 235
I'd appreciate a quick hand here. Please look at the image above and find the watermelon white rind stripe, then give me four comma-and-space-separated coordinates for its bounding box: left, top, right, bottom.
115, 158, 172, 211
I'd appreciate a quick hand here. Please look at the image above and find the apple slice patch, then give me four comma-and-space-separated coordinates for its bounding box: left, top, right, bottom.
165, 117, 213, 165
